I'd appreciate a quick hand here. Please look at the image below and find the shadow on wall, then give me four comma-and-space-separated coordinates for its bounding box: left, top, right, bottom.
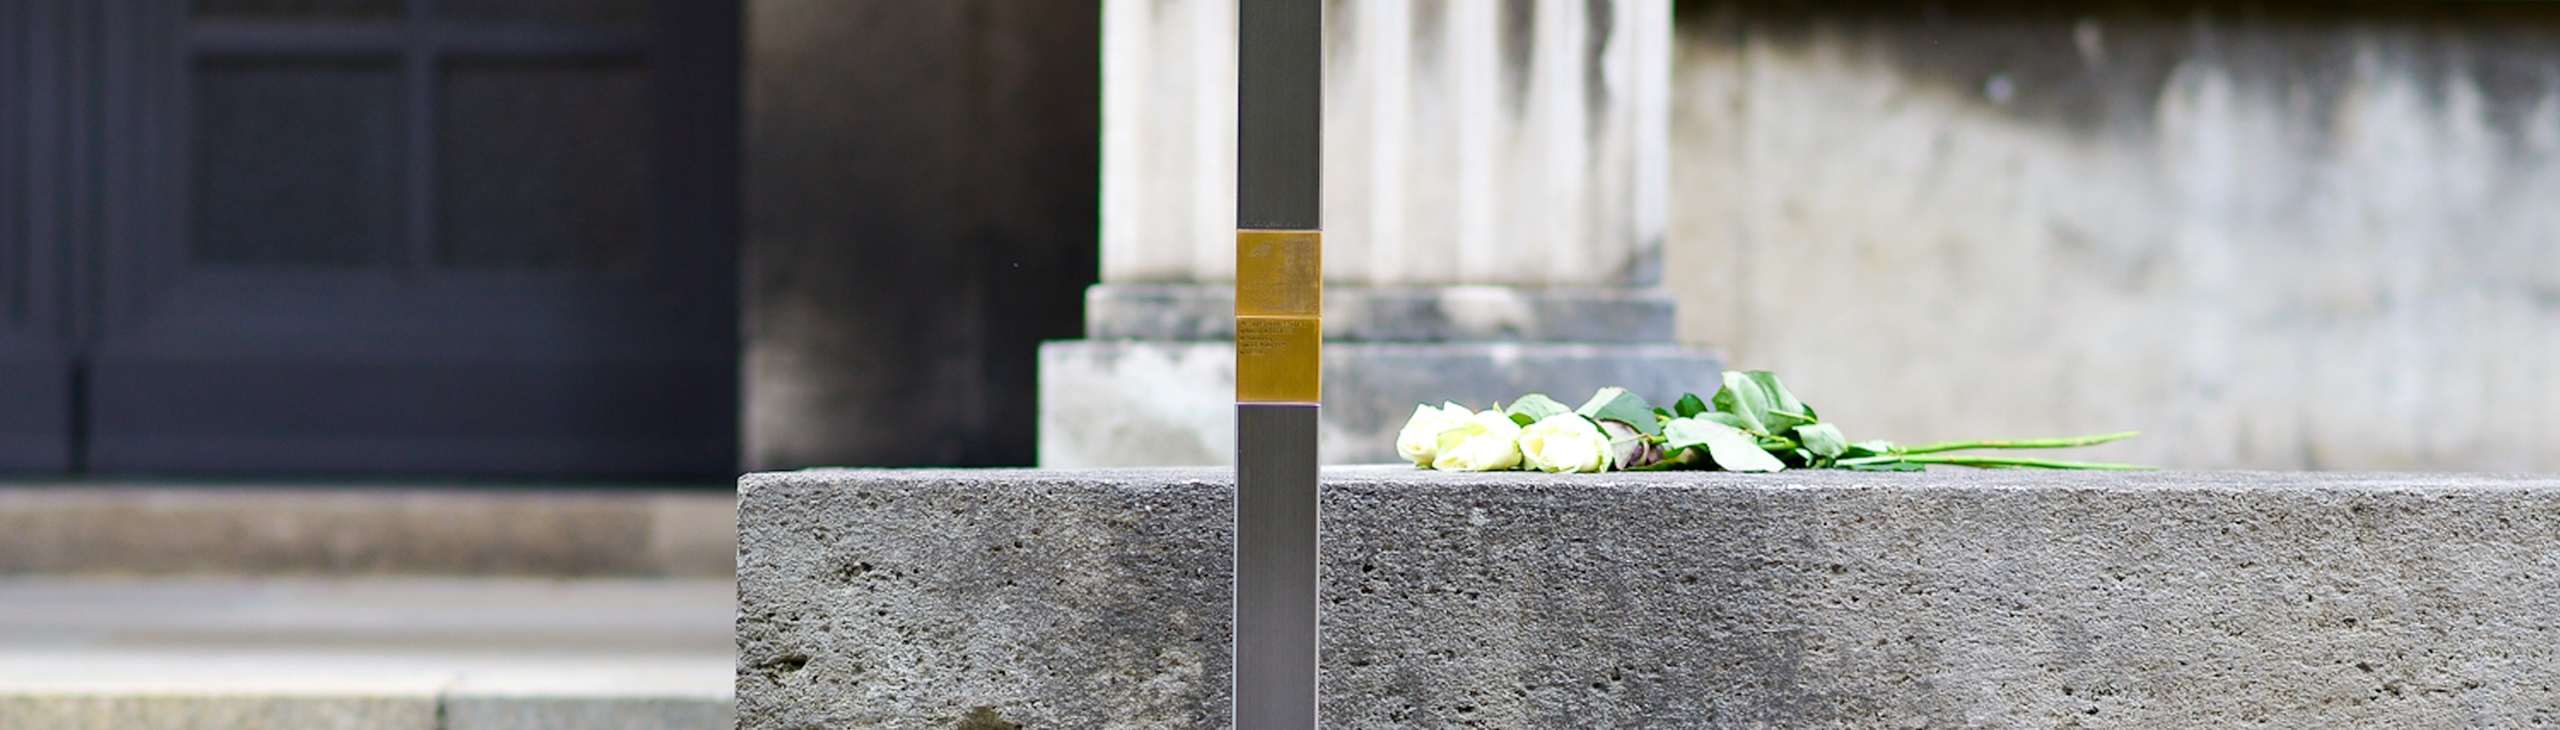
744, 0, 1101, 469
1669, 0, 2560, 470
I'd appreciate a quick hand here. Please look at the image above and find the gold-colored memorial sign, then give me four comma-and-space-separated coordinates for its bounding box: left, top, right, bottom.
1234, 1, 1321, 726
1235, 230, 1321, 404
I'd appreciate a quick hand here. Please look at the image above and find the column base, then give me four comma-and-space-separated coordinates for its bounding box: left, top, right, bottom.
1037, 340, 1724, 467
1086, 284, 1680, 343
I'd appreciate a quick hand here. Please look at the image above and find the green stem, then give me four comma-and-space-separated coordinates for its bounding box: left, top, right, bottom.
1895, 431, 2140, 455
1895, 453, 2154, 470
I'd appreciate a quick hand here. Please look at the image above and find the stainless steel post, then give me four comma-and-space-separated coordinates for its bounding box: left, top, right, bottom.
1234, 0, 1321, 727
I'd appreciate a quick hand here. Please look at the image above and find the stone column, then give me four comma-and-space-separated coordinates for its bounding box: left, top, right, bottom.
1043, 0, 1717, 467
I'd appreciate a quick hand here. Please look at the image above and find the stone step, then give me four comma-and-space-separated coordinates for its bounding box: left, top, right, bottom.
738, 467, 2560, 727
0, 577, 735, 730
0, 485, 734, 577
0, 651, 732, 730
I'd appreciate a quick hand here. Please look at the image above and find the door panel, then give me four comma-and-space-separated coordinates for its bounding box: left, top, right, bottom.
87, 352, 730, 477
0, 343, 70, 472
75, 0, 737, 478
0, 1, 73, 472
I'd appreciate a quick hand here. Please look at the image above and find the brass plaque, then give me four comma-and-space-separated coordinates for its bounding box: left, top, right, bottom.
1236, 230, 1322, 317
1236, 315, 1320, 403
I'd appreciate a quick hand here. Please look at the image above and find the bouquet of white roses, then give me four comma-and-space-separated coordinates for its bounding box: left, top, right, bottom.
1396, 370, 2146, 473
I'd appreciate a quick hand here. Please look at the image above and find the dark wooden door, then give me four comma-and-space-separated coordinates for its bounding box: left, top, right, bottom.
3, 0, 738, 479
1, 1, 83, 472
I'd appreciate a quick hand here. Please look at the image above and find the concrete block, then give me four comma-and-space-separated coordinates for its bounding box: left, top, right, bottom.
1038, 341, 1723, 467
738, 467, 2560, 727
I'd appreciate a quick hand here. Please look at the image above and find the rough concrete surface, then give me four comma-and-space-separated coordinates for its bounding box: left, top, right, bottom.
1666, 1, 2560, 470
738, 469, 1234, 728
740, 467, 2560, 728
1038, 341, 1722, 467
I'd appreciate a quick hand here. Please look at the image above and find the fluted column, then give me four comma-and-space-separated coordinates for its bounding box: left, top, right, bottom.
1102, 0, 1671, 287
1048, 0, 1712, 467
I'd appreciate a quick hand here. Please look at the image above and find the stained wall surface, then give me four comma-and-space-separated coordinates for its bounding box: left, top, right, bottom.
744, 0, 1099, 468
1667, 1, 2560, 469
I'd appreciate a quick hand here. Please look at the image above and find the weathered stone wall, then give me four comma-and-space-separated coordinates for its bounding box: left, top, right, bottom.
1665, 1, 2560, 469
738, 467, 2560, 727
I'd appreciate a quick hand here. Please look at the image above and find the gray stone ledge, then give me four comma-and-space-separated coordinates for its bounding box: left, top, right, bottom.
738, 467, 2560, 728
1085, 284, 1678, 343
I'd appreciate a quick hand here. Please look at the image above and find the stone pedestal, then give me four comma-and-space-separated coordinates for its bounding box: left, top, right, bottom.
1043, 0, 1714, 467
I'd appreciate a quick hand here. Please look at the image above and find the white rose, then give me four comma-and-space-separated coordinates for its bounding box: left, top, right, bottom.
1431, 409, 1524, 472
1395, 402, 1474, 466
1518, 413, 1612, 473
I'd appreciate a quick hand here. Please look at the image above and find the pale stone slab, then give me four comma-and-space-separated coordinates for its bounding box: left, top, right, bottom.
0, 578, 734, 729
0, 651, 733, 730
738, 468, 2560, 727
1085, 284, 1680, 343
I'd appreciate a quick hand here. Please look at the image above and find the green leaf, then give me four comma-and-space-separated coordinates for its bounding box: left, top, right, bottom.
1794, 423, 1849, 459
1504, 393, 1572, 423
1661, 417, 1714, 451
1844, 439, 1897, 458
1673, 392, 1710, 418
1753, 372, 1809, 417
1709, 435, 1787, 472
1575, 387, 1660, 436
1701, 412, 1754, 432
1509, 413, 1536, 427
1743, 371, 1819, 429
1664, 417, 1784, 472
1710, 371, 1772, 434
